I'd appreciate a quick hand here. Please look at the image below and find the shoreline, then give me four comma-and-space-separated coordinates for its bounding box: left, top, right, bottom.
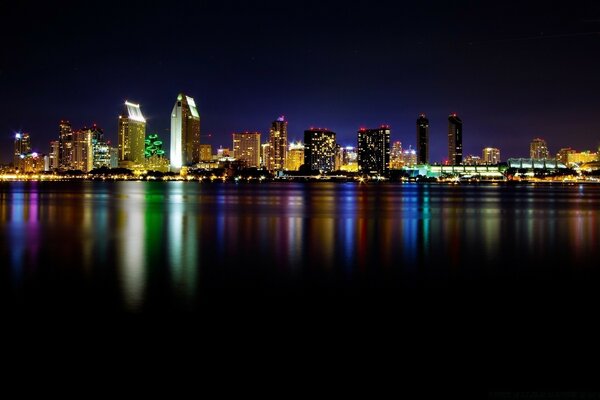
1, 177, 599, 185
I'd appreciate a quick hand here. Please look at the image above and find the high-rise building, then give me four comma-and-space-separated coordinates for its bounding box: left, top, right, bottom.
286, 142, 305, 171
49, 140, 60, 170
334, 144, 343, 171
88, 125, 110, 169
304, 128, 336, 172
59, 120, 73, 169
390, 141, 403, 169
118, 101, 147, 168
416, 114, 429, 164
402, 145, 417, 166
357, 125, 391, 175
199, 144, 212, 162
72, 128, 94, 172
170, 93, 200, 169
261, 143, 271, 169
448, 113, 463, 165
14, 132, 31, 171
110, 147, 119, 168
530, 138, 549, 159
482, 147, 501, 165
268, 116, 288, 171
232, 132, 261, 168
93, 141, 112, 169
22, 152, 44, 173
339, 146, 358, 172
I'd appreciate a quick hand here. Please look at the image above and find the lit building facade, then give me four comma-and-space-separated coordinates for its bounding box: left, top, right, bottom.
72, 128, 93, 172
339, 146, 358, 172
268, 116, 288, 171
482, 147, 500, 165
556, 147, 576, 165
88, 126, 111, 169
567, 151, 598, 166
93, 142, 112, 169
402, 145, 417, 166
232, 132, 261, 168
304, 128, 336, 172
14, 132, 31, 171
334, 144, 343, 171
199, 144, 212, 162
416, 113, 429, 164
530, 138, 549, 159
390, 141, 403, 169
49, 140, 60, 170
22, 152, 45, 173
170, 93, 200, 169
357, 126, 391, 175
286, 142, 305, 171
261, 143, 270, 168
217, 147, 231, 158
464, 155, 482, 165
110, 148, 119, 168
59, 120, 73, 169
118, 101, 146, 168
448, 113, 463, 165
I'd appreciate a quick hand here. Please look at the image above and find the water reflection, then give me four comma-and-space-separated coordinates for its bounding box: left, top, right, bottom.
168, 190, 197, 307
116, 184, 146, 311
1, 181, 600, 313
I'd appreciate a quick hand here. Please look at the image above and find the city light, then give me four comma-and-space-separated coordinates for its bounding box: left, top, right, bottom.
125, 101, 146, 123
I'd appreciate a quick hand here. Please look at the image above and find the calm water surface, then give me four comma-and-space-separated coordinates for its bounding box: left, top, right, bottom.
2, 180, 599, 316
3, 181, 600, 389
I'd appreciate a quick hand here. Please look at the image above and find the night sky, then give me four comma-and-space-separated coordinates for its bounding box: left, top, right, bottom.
2, 0, 600, 163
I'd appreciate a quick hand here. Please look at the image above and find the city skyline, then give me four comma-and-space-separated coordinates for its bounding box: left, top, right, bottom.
2, 1, 600, 164
6, 105, 600, 168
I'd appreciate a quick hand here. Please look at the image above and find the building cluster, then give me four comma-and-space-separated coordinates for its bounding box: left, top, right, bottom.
10, 96, 600, 177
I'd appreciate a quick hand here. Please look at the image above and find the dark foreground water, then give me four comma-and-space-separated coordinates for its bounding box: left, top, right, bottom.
2, 181, 599, 392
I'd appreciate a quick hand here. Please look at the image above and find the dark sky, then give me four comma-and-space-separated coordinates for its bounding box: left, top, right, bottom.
2, 0, 600, 163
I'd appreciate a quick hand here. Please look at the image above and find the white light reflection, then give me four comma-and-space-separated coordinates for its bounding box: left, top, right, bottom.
168, 196, 198, 306
117, 186, 146, 312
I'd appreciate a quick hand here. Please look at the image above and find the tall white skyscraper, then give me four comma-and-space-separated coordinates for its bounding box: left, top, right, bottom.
170, 93, 200, 170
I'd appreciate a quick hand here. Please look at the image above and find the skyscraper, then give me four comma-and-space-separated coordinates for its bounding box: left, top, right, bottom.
286, 142, 305, 171
14, 132, 31, 171
89, 125, 110, 169
402, 145, 417, 166
416, 114, 429, 164
118, 101, 146, 168
261, 143, 271, 169
232, 132, 261, 168
339, 146, 358, 172
59, 120, 73, 169
170, 93, 201, 169
482, 147, 501, 164
357, 125, 391, 175
268, 116, 288, 172
304, 128, 336, 172
390, 141, 403, 169
448, 113, 463, 165
72, 127, 93, 172
530, 138, 549, 159
49, 140, 60, 170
